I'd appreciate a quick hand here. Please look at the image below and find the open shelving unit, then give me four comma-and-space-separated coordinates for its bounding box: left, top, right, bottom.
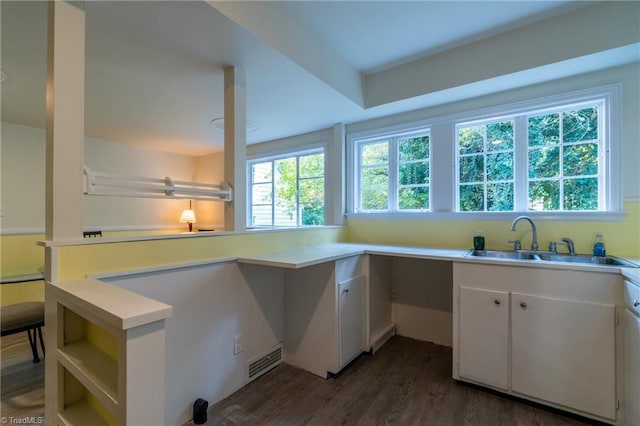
46, 278, 172, 425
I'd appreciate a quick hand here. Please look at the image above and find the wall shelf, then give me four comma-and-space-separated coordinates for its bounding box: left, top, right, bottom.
83, 166, 232, 202
58, 341, 118, 412
58, 400, 110, 426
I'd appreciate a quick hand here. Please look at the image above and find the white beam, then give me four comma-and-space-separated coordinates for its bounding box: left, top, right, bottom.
207, 1, 364, 107
365, 2, 640, 108
224, 66, 247, 232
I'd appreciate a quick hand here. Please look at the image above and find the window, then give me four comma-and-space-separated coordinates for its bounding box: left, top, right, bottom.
456, 100, 607, 213
355, 130, 430, 213
457, 120, 515, 212
248, 151, 324, 227
348, 84, 619, 219
527, 106, 600, 211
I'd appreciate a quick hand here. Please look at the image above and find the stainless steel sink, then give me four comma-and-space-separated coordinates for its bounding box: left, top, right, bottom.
466, 250, 543, 260
537, 253, 638, 267
465, 250, 638, 268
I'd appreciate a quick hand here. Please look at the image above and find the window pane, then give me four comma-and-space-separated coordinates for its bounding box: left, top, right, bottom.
458, 126, 484, 155
399, 187, 429, 210
399, 162, 429, 185
459, 155, 484, 183
251, 182, 272, 204
563, 143, 598, 176
486, 152, 513, 181
252, 162, 272, 183
273, 157, 298, 226
299, 177, 324, 204
300, 203, 324, 225
398, 136, 429, 161
251, 205, 272, 226
528, 147, 559, 178
528, 113, 559, 146
564, 178, 598, 210
361, 166, 388, 188
362, 189, 388, 210
299, 153, 324, 178
563, 107, 597, 143
487, 183, 514, 211
459, 184, 484, 211
361, 142, 388, 165
487, 121, 514, 151
529, 180, 560, 211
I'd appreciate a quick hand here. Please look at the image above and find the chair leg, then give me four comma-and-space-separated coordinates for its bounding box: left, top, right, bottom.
27, 328, 41, 363
37, 326, 45, 357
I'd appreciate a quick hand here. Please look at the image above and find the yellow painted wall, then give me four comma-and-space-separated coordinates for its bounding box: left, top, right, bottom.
345, 201, 640, 258
0, 234, 45, 276
54, 227, 345, 280
0, 234, 45, 305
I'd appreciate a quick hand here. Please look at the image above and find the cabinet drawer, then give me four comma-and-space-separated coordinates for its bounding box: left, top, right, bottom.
624, 280, 640, 316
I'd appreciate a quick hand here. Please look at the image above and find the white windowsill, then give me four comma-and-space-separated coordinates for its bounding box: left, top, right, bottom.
346, 210, 627, 222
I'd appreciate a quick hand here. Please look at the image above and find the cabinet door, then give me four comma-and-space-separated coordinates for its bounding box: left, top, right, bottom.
624, 308, 640, 426
511, 293, 616, 420
338, 276, 366, 368
459, 287, 509, 389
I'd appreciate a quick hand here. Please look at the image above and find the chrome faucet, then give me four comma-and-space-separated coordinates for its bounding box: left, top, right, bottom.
510, 215, 538, 251
561, 237, 576, 255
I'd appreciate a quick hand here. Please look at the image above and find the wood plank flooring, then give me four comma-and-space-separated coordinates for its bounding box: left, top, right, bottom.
1, 331, 45, 423
201, 336, 596, 426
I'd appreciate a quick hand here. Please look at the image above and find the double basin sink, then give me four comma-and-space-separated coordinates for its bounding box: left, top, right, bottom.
465, 249, 638, 268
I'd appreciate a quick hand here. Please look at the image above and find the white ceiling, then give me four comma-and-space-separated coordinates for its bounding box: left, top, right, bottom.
1, 1, 638, 156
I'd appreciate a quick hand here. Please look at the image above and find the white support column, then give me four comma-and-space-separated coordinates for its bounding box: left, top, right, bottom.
45, 0, 85, 242
328, 123, 346, 225
223, 66, 247, 231
45, 2, 85, 422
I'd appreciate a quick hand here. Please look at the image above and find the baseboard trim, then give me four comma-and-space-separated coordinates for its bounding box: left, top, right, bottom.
370, 322, 396, 354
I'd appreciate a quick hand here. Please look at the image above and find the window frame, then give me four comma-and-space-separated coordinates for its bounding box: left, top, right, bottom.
347, 84, 622, 221
353, 127, 431, 214
247, 147, 326, 228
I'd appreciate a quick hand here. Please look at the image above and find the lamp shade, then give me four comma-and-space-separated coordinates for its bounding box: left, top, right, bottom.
179, 209, 196, 224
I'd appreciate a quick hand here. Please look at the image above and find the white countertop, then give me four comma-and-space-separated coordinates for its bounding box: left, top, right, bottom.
238, 242, 639, 274
622, 267, 640, 284
47, 278, 173, 330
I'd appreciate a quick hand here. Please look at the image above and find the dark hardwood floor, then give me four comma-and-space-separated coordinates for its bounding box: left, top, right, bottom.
1, 331, 45, 423
202, 336, 593, 426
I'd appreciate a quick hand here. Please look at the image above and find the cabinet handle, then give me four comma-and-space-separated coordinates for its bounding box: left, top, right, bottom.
493, 299, 501, 306
634, 300, 639, 307
342, 288, 349, 294
520, 302, 527, 309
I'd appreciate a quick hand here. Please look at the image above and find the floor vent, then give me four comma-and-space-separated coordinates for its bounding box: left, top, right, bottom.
246, 344, 283, 383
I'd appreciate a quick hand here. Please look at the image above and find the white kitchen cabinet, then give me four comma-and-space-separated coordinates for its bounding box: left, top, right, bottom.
339, 276, 366, 368
453, 262, 621, 423
284, 255, 368, 378
623, 278, 640, 426
511, 293, 615, 420
458, 287, 509, 390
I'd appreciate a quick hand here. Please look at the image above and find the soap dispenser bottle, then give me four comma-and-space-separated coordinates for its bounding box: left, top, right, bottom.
473, 231, 485, 251
593, 232, 606, 257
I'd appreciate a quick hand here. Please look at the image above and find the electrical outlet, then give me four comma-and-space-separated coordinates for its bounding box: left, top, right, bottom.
233, 334, 243, 355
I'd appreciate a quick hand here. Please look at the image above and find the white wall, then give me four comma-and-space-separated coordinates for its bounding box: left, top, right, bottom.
0, 122, 46, 230
391, 258, 453, 347
195, 152, 225, 230
0, 121, 206, 233
103, 261, 284, 426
